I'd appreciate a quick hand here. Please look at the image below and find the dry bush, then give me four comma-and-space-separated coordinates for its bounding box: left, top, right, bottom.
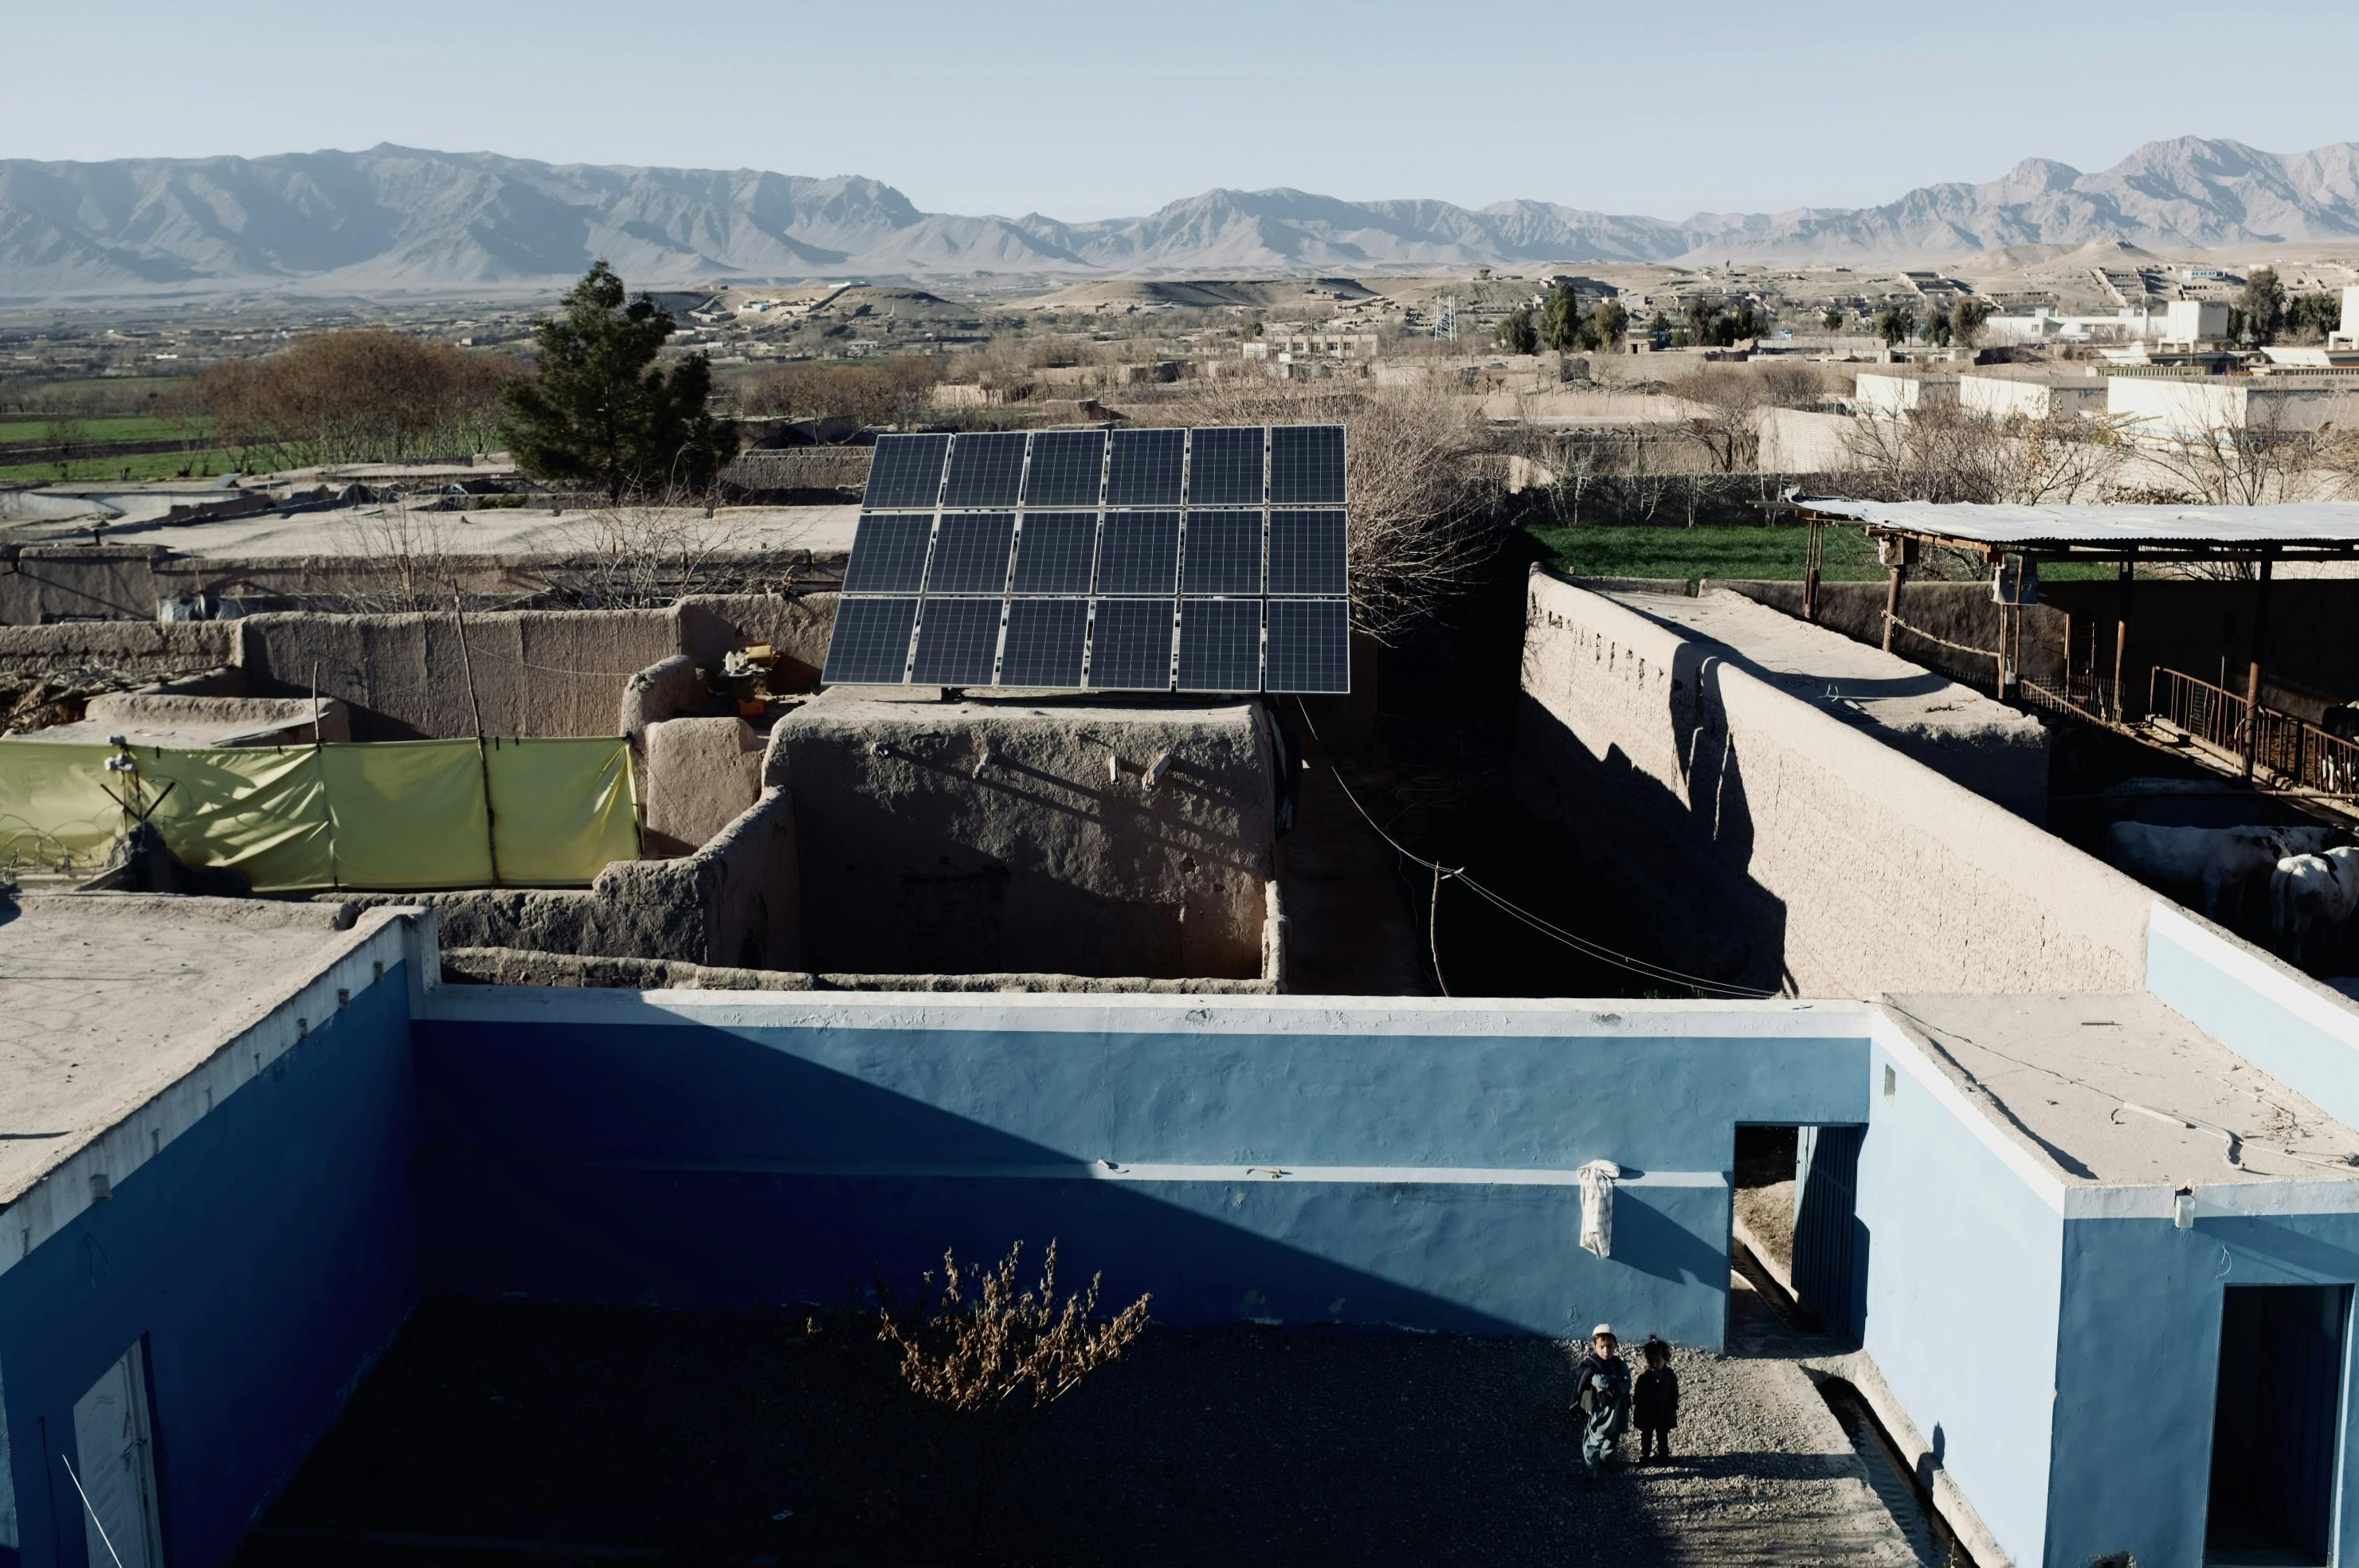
744, 358, 942, 428
544, 488, 774, 608
879, 1240, 1150, 1544
188, 329, 510, 468
1165, 377, 1501, 643
331, 504, 461, 613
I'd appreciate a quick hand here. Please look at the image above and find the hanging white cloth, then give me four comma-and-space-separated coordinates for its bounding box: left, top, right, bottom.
1577, 1159, 1622, 1260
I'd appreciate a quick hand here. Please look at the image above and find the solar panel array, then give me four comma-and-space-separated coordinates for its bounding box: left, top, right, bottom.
821, 425, 1350, 694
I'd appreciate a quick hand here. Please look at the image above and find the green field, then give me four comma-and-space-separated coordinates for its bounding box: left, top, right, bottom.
0, 414, 198, 445
1524, 522, 2118, 586
0, 448, 244, 484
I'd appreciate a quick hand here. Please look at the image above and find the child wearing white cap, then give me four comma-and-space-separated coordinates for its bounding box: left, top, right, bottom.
1569, 1323, 1632, 1480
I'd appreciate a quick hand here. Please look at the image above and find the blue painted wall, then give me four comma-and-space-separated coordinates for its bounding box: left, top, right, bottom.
412, 1004, 1870, 1344
1857, 1035, 2063, 1568
2049, 1210, 2359, 1568
0, 968, 417, 1568
2149, 907, 2359, 1135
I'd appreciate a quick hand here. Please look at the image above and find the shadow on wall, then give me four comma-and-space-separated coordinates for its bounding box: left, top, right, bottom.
409, 1016, 1734, 1343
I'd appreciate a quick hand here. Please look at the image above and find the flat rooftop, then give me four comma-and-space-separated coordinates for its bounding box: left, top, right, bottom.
6, 501, 860, 561
1883, 991, 2359, 1187
0, 895, 392, 1205
1605, 587, 2044, 751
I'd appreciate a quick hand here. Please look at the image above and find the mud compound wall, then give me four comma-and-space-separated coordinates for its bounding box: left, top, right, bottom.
1516, 570, 2153, 996
773, 694, 1277, 981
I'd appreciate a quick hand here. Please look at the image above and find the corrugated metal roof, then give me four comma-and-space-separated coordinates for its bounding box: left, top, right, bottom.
1792, 497, 2359, 549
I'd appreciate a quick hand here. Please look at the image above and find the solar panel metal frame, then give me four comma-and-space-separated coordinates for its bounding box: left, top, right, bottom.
830, 425, 1349, 694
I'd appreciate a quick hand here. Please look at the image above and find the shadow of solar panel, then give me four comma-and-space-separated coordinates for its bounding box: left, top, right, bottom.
1186, 425, 1264, 505
1010, 512, 1099, 594
1021, 429, 1107, 507
864, 433, 951, 509
910, 598, 1003, 685
923, 513, 1016, 594
1106, 428, 1184, 506
1096, 512, 1181, 594
1265, 599, 1350, 693
1181, 509, 1263, 595
821, 596, 919, 684
942, 431, 1028, 508
1268, 510, 1349, 596
1270, 425, 1347, 504
1178, 599, 1262, 692
841, 514, 934, 594
1000, 598, 1089, 687
1086, 599, 1175, 691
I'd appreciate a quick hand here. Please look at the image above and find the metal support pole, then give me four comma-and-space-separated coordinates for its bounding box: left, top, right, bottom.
2243, 555, 2274, 782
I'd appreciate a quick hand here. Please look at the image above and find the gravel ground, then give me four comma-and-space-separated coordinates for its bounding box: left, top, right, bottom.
240, 1280, 1935, 1568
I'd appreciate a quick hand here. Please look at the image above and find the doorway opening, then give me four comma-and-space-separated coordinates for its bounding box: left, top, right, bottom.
2208, 1284, 2347, 1566
70, 1341, 164, 1568
1729, 1123, 1867, 1342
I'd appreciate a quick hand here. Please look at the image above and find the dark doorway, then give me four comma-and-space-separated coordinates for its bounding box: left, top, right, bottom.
2208, 1284, 2348, 1566
1791, 1125, 1868, 1342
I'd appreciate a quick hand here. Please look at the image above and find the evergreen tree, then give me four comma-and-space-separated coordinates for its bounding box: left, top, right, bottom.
1925, 307, 1953, 347
1873, 305, 1916, 347
2239, 267, 2287, 346
500, 260, 741, 500
1496, 308, 1540, 355
1539, 282, 1585, 351
1586, 300, 1630, 351
1951, 296, 1991, 348
1821, 308, 1845, 331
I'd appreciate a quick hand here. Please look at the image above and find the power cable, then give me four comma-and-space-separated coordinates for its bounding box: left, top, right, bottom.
1295, 700, 1777, 1001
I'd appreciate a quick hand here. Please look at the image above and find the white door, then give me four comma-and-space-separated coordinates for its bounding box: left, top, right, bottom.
69, 1345, 161, 1568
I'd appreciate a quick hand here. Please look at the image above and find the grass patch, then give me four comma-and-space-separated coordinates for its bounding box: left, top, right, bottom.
0, 414, 198, 444
1523, 521, 2116, 586
0, 448, 243, 484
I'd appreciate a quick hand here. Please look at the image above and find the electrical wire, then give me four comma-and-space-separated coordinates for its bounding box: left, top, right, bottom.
1296, 700, 1778, 1001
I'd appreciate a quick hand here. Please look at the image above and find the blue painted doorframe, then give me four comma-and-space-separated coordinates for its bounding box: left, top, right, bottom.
1793, 1125, 1868, 1340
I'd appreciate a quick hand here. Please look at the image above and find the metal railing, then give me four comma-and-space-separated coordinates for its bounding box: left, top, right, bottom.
2147, 666, 2359, 796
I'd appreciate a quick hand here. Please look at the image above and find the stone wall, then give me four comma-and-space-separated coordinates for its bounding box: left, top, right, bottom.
1516, 570, 2153, 996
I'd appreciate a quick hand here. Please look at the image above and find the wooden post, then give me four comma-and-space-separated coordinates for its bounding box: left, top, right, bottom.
1802, 521, 1822, 624
2114, 551, 2134, 721
2059, 611, 2073, 704
2243, 555, 2274, 782
1881, 560, 1907, 653
450, 592, 503, 886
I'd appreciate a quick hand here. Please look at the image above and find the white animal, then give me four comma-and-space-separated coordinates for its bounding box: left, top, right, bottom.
2104, 824, 2341, 919
2274, 846, 2359, 963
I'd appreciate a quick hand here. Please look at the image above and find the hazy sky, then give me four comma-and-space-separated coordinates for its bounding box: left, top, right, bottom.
13, 0, 2359, 220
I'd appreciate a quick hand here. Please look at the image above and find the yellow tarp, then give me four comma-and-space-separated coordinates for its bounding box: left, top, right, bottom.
145, 746, 333, 893
319, 739, 494, 891
0, 735, 639, 892
0, 742, 123, 871
484, 735, 641, 888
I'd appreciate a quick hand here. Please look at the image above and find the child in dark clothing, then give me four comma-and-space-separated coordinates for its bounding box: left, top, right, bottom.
1633, 1335, 1679, 1462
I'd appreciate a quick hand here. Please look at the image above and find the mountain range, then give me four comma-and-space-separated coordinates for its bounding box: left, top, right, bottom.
8, 137, 2359, 299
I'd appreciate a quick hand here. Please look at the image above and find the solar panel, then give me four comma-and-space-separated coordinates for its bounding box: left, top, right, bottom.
1181, 509, 1264, 595
1009, 512, 1099, 594
1264, 599, 1350, 694
1177, 599, 1263, 692
841, 514, 934, 594
923, 513, 1016, 594
1087, 599, 1175, 691
942, 431, 1028, 508
1186, 425, 1264, 505
864, 433, 950, 510
1106, 428, 1184, 507
821, 597, 919, 684
1096, 511, 1181, 594
1270, 425, 1346, 504
824, 423, 1350, 694
1268, 509, 1349, 597
910, 598, 1003, 685
1000, 598, 1089, 687
1021, 429, 1107, 508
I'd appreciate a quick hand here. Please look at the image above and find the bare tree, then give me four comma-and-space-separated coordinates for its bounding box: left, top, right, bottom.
1166, 377, 1502, 643
1842, 402, 2128, 506
544, 488, 774, 608
1673, 365, 1769, 473
2128, 389, 2352, 508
